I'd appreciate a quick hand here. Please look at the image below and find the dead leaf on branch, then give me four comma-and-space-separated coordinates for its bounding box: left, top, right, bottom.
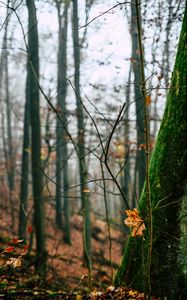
124, 208, 145, 237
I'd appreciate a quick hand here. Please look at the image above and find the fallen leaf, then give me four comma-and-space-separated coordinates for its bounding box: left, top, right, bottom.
128, 289, 138, 297
10, 238, 23, 244
4, 246, 14, 253
6, 257, 22, 268
22, 244, 29, 255
76, 295, 83, 300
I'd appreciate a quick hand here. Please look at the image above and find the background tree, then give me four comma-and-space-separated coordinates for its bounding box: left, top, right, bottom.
72, 0, 92, 273
55, 0, 70, 245
114, 2, 187, 298
131, 0, 146, 199
26, 0, 47, 276
0, 0, 15, 230
123, 66, 131, 208
18, 62, 30, 240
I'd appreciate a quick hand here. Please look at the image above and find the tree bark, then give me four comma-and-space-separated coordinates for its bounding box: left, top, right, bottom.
0, 0, 15, 230
26, 0, 47, 277
114, 2, 187, 298
18, 65, 30, 240
123, 66, 131, 207
131, 0, 146, 198
72, 0, 92, 273
178, 182, 187, 298
55, 0, 71, 244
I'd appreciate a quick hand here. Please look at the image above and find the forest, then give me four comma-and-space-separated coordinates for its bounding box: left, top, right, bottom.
0, 0, 186, 299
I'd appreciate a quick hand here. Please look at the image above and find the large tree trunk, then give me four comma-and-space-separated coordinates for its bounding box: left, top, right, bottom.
179, 182, 187, 299
114, 2, 187, 298
26, 0, 47, 277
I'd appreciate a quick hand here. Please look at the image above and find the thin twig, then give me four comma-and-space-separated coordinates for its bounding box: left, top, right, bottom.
104, 103, 130, 209
78, 1, 133, 29
69, 79, 130, 209
100, 160, 113, 280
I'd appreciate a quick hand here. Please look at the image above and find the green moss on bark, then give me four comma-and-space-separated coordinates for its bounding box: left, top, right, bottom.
114, 2, 187, 298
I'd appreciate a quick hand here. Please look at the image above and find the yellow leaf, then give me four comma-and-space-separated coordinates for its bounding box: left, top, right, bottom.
76, 295, 83, 300
128, 289, 138, 297
116, 144, 125, 159
124, 208, 145, 237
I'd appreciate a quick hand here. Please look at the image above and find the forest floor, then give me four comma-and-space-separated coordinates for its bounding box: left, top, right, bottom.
0, 200, 160, 299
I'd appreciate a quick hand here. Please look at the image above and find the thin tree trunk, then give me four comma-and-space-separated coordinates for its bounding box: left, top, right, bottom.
2, 1, 15, 230
124, 66, 131, 208
55, 0, 71, 244
18, 67, 30, 240
72, 0, 91, 273
131, 0, 146, 197
164, 0, 173, 88
26, 0, 47, 277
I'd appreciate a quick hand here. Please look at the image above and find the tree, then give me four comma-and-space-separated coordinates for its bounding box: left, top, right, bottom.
55, 0, 71, 245
18, 63, 30, 240
72, 0, 92, 273
164, 0, 173, 88
123, 66, 131, 208
0, 0, 15, 230
114, 1, 187, 298
26, 0, 47, 276
131, 0, 146, 198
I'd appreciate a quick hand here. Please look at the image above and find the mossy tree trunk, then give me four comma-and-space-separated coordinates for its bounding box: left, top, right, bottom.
178, 183, 187, 298
114, 2, 187, 299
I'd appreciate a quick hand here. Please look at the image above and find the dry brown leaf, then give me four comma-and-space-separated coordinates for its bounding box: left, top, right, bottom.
124, 208, 145, 237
